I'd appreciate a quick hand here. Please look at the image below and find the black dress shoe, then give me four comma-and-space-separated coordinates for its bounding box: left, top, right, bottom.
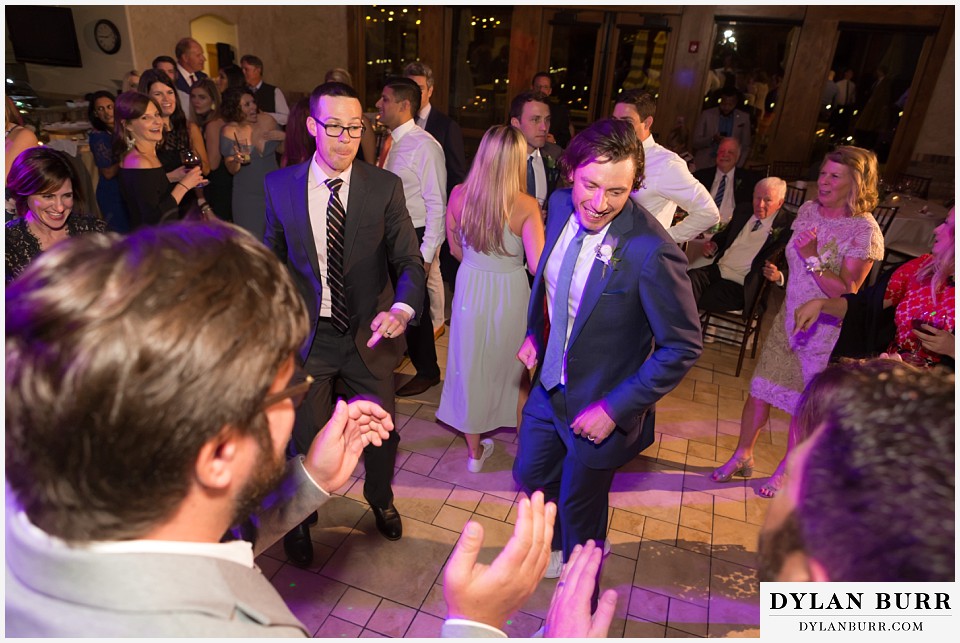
304, 510, 319, 526
369, 502, 403, 540
396, 374, 441, 397
283, 520, 314, 567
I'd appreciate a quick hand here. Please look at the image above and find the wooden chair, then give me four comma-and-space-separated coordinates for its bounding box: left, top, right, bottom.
872, 205, 899, 235
892, 173, 931, 199
769, 161, 803, 181
783, 184, 805, 212
700, 278, 772, 377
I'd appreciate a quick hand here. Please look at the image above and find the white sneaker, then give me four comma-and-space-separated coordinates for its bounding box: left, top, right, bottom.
467, 439, 494, 473
544, 549, 564, 579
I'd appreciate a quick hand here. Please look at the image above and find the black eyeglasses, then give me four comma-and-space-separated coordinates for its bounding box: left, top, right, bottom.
317, 121, 365, 139
261, 368, 314, 410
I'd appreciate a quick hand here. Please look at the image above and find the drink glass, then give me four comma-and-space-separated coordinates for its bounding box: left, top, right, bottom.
235, 141, 252, 165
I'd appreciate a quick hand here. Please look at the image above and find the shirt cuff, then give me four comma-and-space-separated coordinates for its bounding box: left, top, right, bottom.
441, 619, 508, 638
776, 272, 785, 287
391, 302, 415, 320
293, 455, 333, 499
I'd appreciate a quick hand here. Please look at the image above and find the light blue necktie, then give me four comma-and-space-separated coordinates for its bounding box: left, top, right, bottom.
540, 226, 588, 391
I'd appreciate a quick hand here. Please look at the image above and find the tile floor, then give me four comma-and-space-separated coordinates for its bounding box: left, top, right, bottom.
261, 304, 790, 638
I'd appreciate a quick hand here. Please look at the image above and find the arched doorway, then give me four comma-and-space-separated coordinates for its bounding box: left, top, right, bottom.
190, 14, 238, 77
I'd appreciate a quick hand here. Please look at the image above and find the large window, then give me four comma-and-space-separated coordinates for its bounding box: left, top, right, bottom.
362, 5, 422, 111
448, 7, 513, 134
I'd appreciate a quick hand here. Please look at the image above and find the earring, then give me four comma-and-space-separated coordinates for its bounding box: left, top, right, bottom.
125, 130, 136, 150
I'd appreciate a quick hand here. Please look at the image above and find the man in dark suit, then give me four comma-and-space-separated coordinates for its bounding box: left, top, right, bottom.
693, 138, 762, 223
688, 177, 794, 316
241, 54, 290, 126
514, 119, 702, 594
264, 82, 426, 559
404, 61, 466, 333
691, 87, 752, 170
510, 91, 563, 210
173, 37, 207, 115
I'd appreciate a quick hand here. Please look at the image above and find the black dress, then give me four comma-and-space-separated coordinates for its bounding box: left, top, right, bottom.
5, 214, 106, 284
118, 167, 180, 229
201, 120, 233, 222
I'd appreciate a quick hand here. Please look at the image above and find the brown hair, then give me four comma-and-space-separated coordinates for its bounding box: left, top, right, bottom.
6, 147, 85, 218
615, 88, 657, 121
559, 118, 645, 191
112, 91, 163, 161
5, 221, 309, 542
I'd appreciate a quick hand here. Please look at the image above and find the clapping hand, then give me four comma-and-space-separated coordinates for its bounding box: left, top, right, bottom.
793, 227, 819, 259
544, 540, 618, 638
304, 399, 394, 492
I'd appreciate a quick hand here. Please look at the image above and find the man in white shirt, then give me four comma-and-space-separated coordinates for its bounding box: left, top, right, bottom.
692, 137, 763, 224
377, 76, 447, 397
173, 37, 207, 115
687, 177, 794, 314
613, 89, 719, 242
510, 91, 563, 211
241, 54, 290, 126
5, 221, 395, 637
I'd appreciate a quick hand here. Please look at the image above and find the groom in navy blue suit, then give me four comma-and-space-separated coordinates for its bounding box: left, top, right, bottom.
515, 119, 702, 590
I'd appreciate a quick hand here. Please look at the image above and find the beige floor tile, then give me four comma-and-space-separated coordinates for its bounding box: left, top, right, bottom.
270, 565, 349, 635
418, 582, 446, 618
692, 392, 719, 406
599, 552, 636, 637
642, 516, 679, 545
659, 433, 689, 453
711, 515, 761, 569
306, 495, 369, 549
317, 615, 363, 638
713, 493, 747, 523
397, 415, 458, 460
610, 507, 646, 536
432, 504, 472, 533
657, 448, 687, 469
393, 413, 413, 431
608, 528, 641, 560
635, 540, 711, 607
717, 384, 745, 400
320, 514, 457, 609
366, 599, 417, 637
686, 440, 715, 461
254, 554, 284, 579
401, 451, 438, 476
666, 625, 703, 637
609, 460, 684, 524
693, 380, 719, 395
359, 628, 388, 637
627, 586, 669, 624
745, 492, 773, 526
445, 486, 484, 512
685, 365, 715, 383
675, 526, 712, 557
668, 597, 709, 637
429, 437, 520, 501
708, 558, 761, 637
623, 616, 668, 637
392, 468, 455, 523
395, 399, 422, 418
332, 586, 382, 627
678, 505, 713, 533
501, 610, 543, 638
405, 610, 445, 637
474, 493, 514, 520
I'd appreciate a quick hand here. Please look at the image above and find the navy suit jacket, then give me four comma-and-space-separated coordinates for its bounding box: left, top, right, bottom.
174, 69, 207, 95
263, 160, 425, 376
527, 189, 703, 469
423, 107, 466, 197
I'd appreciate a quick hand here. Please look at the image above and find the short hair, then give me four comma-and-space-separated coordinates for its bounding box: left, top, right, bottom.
559, 118, 645, 191
509, 91, 550, 122
218, 64, 246, 93
220, 87, 256, 124
798, 364, 954, 581
308, 82, 361, 119
821, 145, 879, 215
324, 68, 353, 86
531, 71, 552, 88
152, 55, 176, 69
86, 90, 116, 132
174, 38, 198, 62
6, 147, 85, 219
5, 221, 310, 542
240, 54, 264, 72
382, 76, 421, 117
402, 61, 434, 88
754, 176, 787, 202
615, 88, 657, 121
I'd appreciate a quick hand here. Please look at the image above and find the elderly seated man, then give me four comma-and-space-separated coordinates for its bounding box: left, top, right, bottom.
687, 177, 794, 314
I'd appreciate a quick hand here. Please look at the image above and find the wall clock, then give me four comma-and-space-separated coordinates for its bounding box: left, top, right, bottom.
94, 19, 121, 55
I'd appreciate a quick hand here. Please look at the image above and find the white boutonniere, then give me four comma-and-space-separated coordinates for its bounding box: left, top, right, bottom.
595, 238, 623, 278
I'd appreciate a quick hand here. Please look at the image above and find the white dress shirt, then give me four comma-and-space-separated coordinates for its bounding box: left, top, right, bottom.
416, 103, 432, 129
175, 62, 196, 116
709, 168, 738, 223
383, 118, 447, 263
544, 215, 613, 385
630, 134, 719, 243
249, 80, 290, 126
717, 214, 776, 284
529, 148, 548, 206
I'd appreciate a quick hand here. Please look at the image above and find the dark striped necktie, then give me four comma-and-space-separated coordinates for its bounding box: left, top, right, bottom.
714, 174, 727, 208
325, 178, 350, 334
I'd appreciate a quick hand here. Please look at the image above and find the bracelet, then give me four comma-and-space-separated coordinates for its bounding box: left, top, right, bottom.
200, 203, 213, 212
177, 181, 188, 190
804, 256, 825, 275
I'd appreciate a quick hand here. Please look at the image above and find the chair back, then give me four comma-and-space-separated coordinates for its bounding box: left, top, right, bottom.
873, 205, 899, 235
893, 173, 931, 199
784, 185, 805, 212
699, 273, 774, 377
770, 160, 802, 181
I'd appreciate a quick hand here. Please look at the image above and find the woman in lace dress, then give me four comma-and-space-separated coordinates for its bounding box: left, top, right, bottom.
6, 148, 104, 283
711, 146, 884, 497
436, 125, 545, 472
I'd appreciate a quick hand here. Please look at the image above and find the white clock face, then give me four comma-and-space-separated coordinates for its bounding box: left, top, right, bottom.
95, 21, 120, 53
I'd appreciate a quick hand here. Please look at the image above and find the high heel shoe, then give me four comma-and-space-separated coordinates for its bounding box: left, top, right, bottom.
759, 472, 785, 498
711, 456, 754, 483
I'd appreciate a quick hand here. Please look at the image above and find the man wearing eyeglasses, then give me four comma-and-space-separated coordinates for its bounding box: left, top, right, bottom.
5, 222, 396, 636
264, 82, 425, 562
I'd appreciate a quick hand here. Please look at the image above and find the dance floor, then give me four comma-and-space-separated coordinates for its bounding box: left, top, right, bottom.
261, 302, 790, 638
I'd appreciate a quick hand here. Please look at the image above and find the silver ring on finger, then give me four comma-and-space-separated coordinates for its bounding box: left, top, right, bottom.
587, 436, 596, 442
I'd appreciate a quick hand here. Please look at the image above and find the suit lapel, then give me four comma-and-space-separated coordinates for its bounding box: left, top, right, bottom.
343, 162, 366, 266
291, 162, 321, 283
568, 206, 635, 347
